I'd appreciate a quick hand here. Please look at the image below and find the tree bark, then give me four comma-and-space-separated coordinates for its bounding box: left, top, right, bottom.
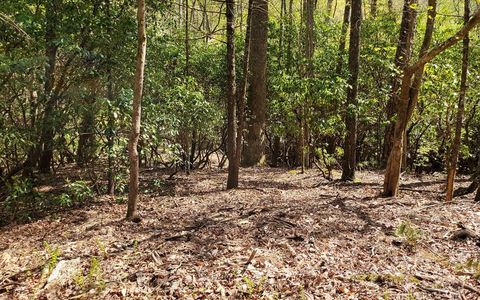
298, 0, 315, 173
226, 0, 238, 189
384, 7, 480, 197
402, 0, 437, 169
126, 0, 147, 220
446, 0, 470, 202
106, 73, 115, 195
106, 0, 115, 196
227, 0, 252, 189
242, 0, 268, 167
382, 0, 417, 165
341, 0, 362, 181
38, 0, 60, 173
335, 0, 351, 75
325, 0, 351, 155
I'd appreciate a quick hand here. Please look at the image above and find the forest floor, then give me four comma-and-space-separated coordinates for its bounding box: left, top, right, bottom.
1, 167, 480, 299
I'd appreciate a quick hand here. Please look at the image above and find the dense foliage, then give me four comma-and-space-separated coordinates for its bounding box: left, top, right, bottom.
1, 0, 480, 222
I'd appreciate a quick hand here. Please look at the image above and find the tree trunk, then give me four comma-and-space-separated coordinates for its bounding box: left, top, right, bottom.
226, 0, 238, 189
24, 91, 39, 176
384, 7, 480, 196
126, 0, 147, 220
335, 0, 351, 75
106, 74, 115, 195
327, 0, 350, 154
287, 0, 293, 71
235, 0, 253, 167
106, 0, 115, 196
446, 0, 469, 202
77, 79, 98, 167
400, 0, 437, 170
38, 0, 60, 173
299, 0, 315, 173
382, 0, 417, 165
341, 0, 362, 181
242, 0, 268, 167
370, 0, 377, 18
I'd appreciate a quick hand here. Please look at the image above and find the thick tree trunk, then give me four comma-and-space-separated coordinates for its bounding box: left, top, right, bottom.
384, 7, 480, 196
38, 0, 60, 173
299, 0, 315, 173
126, 0, 147, 220
384, 71, 414, 196
242, 0, 268, 167
227, 0, 252, 188
382, 0, 417, 165
446, 0, 469, 202
226, 0, 238, 189
341, 0, 362, 181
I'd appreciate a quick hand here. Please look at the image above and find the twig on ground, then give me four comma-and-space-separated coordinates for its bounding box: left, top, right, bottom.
241, 249, 256, 274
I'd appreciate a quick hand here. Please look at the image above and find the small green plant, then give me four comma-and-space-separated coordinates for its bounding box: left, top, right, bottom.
456, 258, 480, 279
115, 195, 127, 204
74, 272, 86, 288
95, 239, 108, 258
243, 275, 255, 297
3, 176, 43, 223
406, 290, 417, 300
54, 193, 72, 207
152, 179, 166, 190
114, 173, 129, 194
240, 275, 267, 298
132, 239, 139, 253
74, 257, 105, 291
383, 290, 391, 300
52, 180, 93, 208
395, 220, 421, 246
66, 180, 93, 204
44, 241, 61, 273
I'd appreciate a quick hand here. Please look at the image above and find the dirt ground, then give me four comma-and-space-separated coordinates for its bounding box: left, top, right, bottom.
1, 168, 479, 299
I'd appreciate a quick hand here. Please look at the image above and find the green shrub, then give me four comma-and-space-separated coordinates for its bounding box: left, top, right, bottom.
395, 220, 421, 246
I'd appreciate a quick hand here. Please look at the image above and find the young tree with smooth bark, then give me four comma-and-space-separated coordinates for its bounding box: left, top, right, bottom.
446, 0, 470, 202
126, 0, 147, 220
382, 0, 417, 165
384, 8, 480, 197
